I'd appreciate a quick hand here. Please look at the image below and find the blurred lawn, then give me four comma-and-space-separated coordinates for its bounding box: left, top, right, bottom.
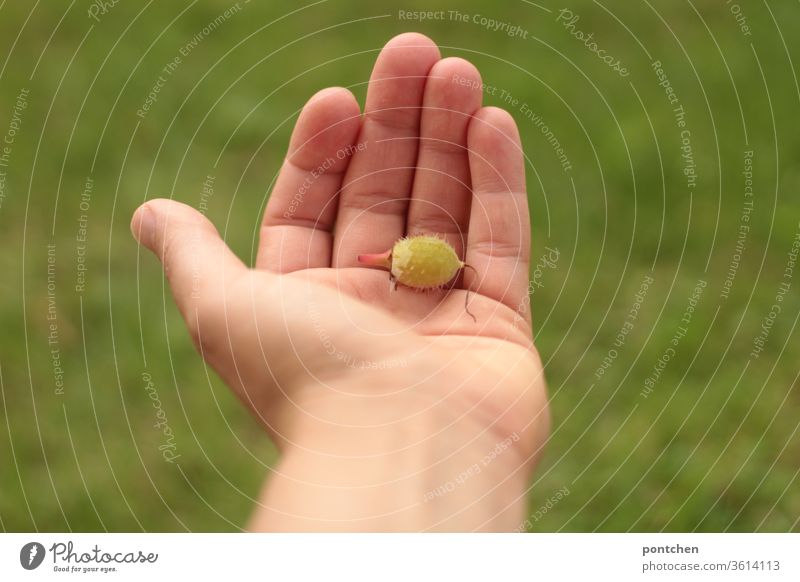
1, 0, 798, 531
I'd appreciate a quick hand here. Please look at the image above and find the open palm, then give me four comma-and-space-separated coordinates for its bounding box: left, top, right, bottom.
132, 34, 548, 496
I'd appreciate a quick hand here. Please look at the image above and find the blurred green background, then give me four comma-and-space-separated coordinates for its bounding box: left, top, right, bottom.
1, 0, 798, 531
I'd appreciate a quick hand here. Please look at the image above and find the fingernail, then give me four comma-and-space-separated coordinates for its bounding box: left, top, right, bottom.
131, 205, 156, 249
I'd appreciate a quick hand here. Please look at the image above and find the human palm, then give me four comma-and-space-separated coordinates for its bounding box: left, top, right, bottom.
132, 33, 548, 466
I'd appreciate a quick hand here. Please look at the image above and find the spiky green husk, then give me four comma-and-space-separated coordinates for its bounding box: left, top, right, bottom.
390, 235, 464, 289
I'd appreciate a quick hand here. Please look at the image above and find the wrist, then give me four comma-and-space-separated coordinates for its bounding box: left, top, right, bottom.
252, 375, 533, 531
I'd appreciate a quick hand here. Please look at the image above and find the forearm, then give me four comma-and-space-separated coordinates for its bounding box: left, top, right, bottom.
248, 388, 531, 532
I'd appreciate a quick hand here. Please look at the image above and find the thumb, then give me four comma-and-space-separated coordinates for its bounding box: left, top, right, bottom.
131, 198, 247, 325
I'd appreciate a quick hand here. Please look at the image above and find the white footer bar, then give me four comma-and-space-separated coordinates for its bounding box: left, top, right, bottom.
1, 533, 797, 581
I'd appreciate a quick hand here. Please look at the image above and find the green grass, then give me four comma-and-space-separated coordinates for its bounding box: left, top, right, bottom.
1, 0, 798, 531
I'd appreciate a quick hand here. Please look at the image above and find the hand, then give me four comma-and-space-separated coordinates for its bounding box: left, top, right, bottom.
131, 33, 549, 531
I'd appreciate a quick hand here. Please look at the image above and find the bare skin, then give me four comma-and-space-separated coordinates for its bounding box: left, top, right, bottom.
131, 32, 549, 531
